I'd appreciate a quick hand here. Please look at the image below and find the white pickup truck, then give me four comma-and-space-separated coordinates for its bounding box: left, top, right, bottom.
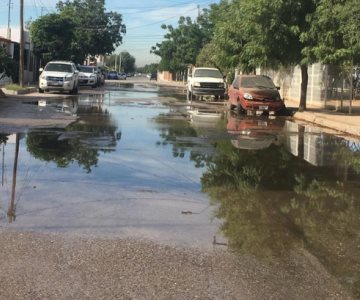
187, 67, 226, 100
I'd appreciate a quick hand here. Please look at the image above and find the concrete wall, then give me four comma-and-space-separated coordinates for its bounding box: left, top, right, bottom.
258, 63, 328, 108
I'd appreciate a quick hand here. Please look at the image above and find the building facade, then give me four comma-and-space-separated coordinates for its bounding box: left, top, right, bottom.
0, 27, 38, 85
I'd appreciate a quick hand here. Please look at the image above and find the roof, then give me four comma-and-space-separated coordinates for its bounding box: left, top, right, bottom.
0, 36, 12, 43
46, 61, 74, 64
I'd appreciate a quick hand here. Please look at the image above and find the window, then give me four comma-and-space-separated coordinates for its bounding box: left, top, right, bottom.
45, 63, 73, 73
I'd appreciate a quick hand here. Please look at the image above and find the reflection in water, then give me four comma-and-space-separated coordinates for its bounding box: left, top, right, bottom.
8, 134, 20, 223
198, 114, 360, 297
26, 95, 121, 173
1, 89, 359, 296
227, 113, 283, 150
153, 110, 360, 296
0, 91, 216, 250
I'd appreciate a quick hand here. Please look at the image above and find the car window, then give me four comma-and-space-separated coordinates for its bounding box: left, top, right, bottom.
194, 69, 222, 78
79, 66, 94, 73
45, 63, 73, 73
240, 76, 276, 89
232, 76, 240, 88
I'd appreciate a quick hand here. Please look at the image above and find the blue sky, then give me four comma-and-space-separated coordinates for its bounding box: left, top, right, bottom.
0, 0, 217, 66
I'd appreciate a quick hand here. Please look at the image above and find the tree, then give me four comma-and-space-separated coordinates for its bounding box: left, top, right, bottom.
203, 0, 316, 110
303, 0, 360, 66
0, 46, 19, 83
57, 0, 125, 63
151, 14, 212, 75
30, 14, 75, 63
30, 0, 125, 64
138, 63, 159, 74
105, 52, 136, 73
302, 0, 360, 105
105, 51, 135, 73
196, 1, 243, 80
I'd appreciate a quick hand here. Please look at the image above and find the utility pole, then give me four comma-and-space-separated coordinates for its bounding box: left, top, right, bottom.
114, 54, 117, 71
119, 52, 122, 72
7, 0, 12, 39
19, 0, 24, 87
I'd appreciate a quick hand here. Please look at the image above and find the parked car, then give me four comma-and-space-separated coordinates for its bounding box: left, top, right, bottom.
38, 61, 79, 94
149, 72, 157, 81
228, 75, 285, 114
107, 71, 118, 80
187, 67, 225, 100
78, 65, 98, 88
118, 72, 127, 80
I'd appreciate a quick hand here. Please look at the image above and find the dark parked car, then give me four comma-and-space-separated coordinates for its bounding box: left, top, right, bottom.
228, 75, 285, 114
149, 72, 157, 81
107, 71, 118, 80
118, 72, 127, 80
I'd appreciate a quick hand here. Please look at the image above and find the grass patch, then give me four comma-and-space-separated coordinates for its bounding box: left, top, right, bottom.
3, 84, 30, 91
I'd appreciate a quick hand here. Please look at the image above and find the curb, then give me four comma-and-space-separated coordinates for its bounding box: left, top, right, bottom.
293, 111, 360, 137
1, 87, 37, 95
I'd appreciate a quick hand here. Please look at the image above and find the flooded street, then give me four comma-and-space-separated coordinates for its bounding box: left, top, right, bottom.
0, 82, 359, 298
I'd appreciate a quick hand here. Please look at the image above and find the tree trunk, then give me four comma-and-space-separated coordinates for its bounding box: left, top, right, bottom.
299, 64, 308, 111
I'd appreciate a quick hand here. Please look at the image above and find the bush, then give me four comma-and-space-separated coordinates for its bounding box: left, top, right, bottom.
0, 47, 18, 83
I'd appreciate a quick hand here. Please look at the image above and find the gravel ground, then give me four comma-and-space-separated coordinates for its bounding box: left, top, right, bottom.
0, 230, 352, 300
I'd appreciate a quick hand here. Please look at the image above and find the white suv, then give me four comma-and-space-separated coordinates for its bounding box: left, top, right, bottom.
39, 61, 79, 94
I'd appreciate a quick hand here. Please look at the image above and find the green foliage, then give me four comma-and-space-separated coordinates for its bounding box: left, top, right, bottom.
26, 110, 120, 173
0, 46, 18, 83
302, 0, 360, 68
199, 135, 360, 296
138, 63, 159, 74
30, 14, 76, 63
3, 84, 29, 91
105, 52, 136, 73
30, 0, 125, 64
151, 13, 213, 73
26, 130, 99, 173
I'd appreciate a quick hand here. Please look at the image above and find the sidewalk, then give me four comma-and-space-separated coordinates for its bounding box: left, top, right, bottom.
286, 99, 360, 137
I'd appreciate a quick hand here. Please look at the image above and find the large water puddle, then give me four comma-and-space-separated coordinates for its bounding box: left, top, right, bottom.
0, 85, 360, 296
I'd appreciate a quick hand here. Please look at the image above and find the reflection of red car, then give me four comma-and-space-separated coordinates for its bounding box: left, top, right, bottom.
228, 75, 285, 114
227, 113, 285, 150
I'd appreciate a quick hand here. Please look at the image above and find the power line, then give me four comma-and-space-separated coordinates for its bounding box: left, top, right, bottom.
127, 6, 198, 30
107, 0, 211, 13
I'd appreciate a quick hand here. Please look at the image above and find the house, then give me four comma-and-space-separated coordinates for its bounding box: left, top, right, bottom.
0, 27, 38, 85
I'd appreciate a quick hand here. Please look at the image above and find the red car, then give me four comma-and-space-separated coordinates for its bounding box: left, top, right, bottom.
228, 75, 285, 114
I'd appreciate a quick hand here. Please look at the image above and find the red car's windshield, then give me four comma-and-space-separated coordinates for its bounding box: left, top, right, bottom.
240, 76, 276, 89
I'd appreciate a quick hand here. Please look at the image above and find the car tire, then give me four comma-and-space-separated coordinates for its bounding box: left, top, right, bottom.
38, 87, 44, 94
275, 106, 292, 116
187, 89, 192, 100
237, 103, 246, 115
70, 84, 78, 95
